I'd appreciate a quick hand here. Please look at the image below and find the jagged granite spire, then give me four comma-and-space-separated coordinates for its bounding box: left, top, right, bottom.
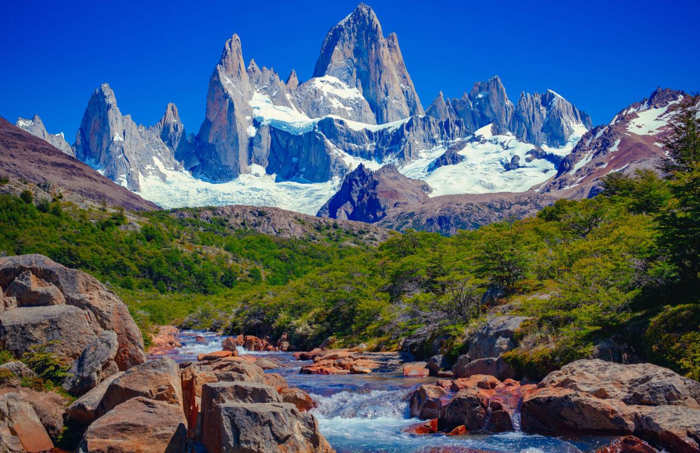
312, 3, 424, 123
285, 69, 299, 90
74, 83, 181, 191
426, 92, 456, 122
15, 114, 74, 156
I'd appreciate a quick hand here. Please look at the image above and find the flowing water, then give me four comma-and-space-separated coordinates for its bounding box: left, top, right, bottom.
168, 331, 616, 453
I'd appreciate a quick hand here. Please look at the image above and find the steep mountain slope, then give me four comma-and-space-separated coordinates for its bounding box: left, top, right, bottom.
539, 88, 688, 197
313, 3, 423, 123
74, 84, 184, 190
0, 117, 158, 211
15, 115, 74, 156
317, 164, 431, 222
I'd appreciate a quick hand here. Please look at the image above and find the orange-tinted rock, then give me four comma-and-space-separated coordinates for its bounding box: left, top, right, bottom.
403, 418, 438, 435
596, 436, 658, 453
197, 350, 233, 361
451, 375, 501, 392
409, 385, 447, 419
263, 373, 288, 391
77, 397, 187, 453
448, 425, 468, 436
0, 392, 54, 453
148, 326, 181, 356
280, 387, 317, 412
404, 362, 430, 377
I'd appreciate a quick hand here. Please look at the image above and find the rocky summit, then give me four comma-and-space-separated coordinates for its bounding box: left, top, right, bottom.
13, 1, 674, 225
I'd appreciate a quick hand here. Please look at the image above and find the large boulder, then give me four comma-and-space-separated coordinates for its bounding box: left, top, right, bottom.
97, 357, 182, 417
409, 385, 447, 419
0, 254, 146, 370
0, 392, 54, 452
522, 359, 700, 452
65, 372, 124, 426
453, 357, 515, 381
466, 316, 529, 360
0, 385, 70, 442
63, 331, 120, 396
202, 402, 332, 453
0, 305, 98, 360
76, 397, 187, 453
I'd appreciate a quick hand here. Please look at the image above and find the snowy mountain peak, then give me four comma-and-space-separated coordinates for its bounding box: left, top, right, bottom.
313, 3, 423, 123
15, 114, 74, 156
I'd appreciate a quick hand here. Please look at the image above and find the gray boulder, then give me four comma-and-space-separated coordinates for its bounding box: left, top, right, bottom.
76, 397, 187, 453
65, 372, 124, 426
0, 392, 54, 452
63, 331, 120, 396
0, 305, 98, 360
0, 361, 35, 379
467, 315, 530, 360
0, 254, 146, 370
202, 402, 332, 453
4, 270, 65, 307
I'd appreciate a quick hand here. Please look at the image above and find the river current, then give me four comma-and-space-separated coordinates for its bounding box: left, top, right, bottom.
168, 331, 616, 453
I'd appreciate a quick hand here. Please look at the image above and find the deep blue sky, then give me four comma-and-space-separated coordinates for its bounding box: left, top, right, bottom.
1, 0, 698, 141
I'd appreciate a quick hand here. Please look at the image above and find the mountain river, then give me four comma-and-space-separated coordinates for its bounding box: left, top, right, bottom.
167, 330, 618, 453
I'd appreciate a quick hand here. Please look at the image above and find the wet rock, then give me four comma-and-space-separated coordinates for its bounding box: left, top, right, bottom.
0, 392, 53, 452
97, 357, 182, 418
222, 334, 276, 352
409, 385, 447, 419
427, 354, 450, 377
280, 387, 318, 412
76, 397, 187, 453
148, 326, 181, 356
448, 425, 468, 436
404, 362, 430, 377
264, 372, 288, 391
202, 402, 332, 453
403, 418, 438, 435
0, 254, 146, 370
451, 375, 501, 392
522, 359, 700, 452
596, 435, 658, 453
197, 350, 234, 361
300, 349, 378, 375
63, 331, 120, 396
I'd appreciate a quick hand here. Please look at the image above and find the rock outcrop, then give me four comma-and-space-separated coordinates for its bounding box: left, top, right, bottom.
74, 84, 183, 191
63, 331, 121, 396
76, 397, 187, 453
522, 359, 700, 452
0, 392, 54, 452
15, 114, 74, 156
466, 316, 530, 360
318, 164, 431, 222
312, 3, 423, 123
0, 254, 146, 370
0, 118, 158, 211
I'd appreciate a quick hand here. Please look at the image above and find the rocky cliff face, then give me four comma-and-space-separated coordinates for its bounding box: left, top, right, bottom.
312, 3, 423, 124
426, 77, 591, 148
15, 115, 74, 156
74, 84, 183, 191
317, 164, 431, 222
540, 88, 688, 197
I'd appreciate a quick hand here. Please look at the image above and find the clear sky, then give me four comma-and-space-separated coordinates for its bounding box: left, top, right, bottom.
1, 0, 698, 142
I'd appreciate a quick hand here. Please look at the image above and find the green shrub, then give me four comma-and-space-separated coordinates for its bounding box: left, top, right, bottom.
502, 347, 557, 381
19, 190, 33, 204
0, 369, 16, 383
0, 349, 15, 365
645, 304, 700, 380
22, 341, 70, 385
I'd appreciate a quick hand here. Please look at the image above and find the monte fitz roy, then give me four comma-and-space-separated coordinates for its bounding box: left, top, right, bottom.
16, 2, 684, 230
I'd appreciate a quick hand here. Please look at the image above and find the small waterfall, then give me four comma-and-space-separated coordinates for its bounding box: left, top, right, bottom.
236, 345, 248, 355
311, 388, 412, 419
